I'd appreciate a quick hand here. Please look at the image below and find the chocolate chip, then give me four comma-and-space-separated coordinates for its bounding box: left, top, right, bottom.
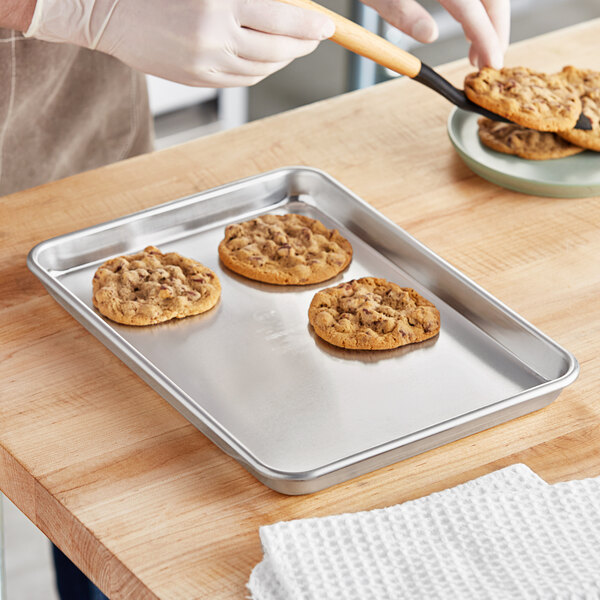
300, 227, 312, 240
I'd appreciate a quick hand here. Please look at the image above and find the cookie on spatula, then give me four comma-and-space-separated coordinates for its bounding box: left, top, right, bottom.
308, 277, 440, 350
93, 246, 220, 326
556, 66, 600, 151
465, 67, 582, 132
477, 117, 584, 160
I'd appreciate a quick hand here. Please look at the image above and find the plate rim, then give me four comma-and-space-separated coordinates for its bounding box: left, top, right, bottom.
446, 107, 599, 197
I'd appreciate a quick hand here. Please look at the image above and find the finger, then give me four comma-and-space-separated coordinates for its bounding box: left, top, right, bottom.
238, 0, 335, 40
211, 54, 294, 78
480, 0, 510, 51
236, 27, 320, 63
469, 40, 494, 70
438, 0, 503, 68
470, 39, 502, 69
363, 0, 438, 43
468, 43, 478, 68
193, 60, 294, 88
195, 73, 267, 88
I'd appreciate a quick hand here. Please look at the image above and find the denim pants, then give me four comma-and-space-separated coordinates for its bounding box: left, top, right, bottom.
52, 544, 109, 600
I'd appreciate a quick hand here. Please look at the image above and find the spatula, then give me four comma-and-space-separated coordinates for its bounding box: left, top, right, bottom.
279, 0, 592, 130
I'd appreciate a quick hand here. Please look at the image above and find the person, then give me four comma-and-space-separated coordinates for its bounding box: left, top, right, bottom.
0, 0, 509, 197
0, 0, 509, 597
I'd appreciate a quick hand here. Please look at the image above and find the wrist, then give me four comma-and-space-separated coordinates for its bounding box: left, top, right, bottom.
0, 0, 36, 32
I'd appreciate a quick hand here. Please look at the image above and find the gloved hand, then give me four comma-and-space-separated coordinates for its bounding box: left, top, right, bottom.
24, 0, 335, 87
360, 0, 510, 69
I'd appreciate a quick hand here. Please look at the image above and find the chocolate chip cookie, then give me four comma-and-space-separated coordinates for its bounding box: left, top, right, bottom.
556, 66, 600, 151
92, 246, 220, 326
465, 67, 582, 131
477, 117, 584, 160
308, 277, 440, 350
218, 214, 352, 285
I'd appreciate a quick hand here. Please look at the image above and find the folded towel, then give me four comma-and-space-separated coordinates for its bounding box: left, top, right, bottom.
248, 465, 600, 600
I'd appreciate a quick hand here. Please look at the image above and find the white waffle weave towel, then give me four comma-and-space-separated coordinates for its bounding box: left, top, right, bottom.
248, 464, 600, 600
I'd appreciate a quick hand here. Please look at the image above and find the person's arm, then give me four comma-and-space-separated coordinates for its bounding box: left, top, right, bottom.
22, 0, 335, 88
0, 0, 36, 31
361, 0, 510, 69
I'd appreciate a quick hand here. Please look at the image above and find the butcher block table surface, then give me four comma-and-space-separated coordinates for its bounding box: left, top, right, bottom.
2, 20, 600, 600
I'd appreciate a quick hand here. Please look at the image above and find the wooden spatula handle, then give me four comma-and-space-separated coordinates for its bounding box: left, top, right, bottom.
278, 0, 422, 78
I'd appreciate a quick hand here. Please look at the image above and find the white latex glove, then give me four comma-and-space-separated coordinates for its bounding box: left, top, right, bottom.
361, 0, 510, 69
24, 0, 335, 87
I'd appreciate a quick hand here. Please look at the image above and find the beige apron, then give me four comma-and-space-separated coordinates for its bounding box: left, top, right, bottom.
0, 29, 154, 196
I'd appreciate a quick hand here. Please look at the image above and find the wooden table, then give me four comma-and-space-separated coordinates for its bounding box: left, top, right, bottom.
2, 20, 600, 600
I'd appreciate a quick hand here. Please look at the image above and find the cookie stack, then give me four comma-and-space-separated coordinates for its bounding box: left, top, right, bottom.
91, 214, 441, 352
464, 66, 600, 160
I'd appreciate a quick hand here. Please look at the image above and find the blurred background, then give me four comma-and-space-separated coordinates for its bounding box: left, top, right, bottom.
151, 0, 600, 149
3, 0, 600, 597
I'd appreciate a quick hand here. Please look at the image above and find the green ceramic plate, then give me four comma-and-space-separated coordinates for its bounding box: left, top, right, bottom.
447, 108, 600, 198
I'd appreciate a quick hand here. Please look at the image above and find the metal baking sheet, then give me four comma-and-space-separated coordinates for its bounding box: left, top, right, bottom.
28, 167, 579, 494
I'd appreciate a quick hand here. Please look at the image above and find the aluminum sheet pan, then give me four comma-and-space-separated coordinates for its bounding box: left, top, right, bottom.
28, 167, 579, 494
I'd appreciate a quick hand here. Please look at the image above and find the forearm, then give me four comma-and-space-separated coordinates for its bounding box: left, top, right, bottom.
0, 0, 36, 31
22, 0, 333, 87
